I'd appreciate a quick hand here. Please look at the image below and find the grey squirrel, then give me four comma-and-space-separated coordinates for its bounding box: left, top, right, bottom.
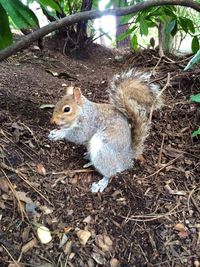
48, 69, 162, 192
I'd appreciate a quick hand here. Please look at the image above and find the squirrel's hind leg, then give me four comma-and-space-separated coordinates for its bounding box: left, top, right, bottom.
91, 177, 109, 193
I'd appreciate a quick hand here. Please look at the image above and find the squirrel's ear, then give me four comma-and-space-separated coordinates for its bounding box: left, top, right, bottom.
73, 87, 82, 104
65, 86, 74, 95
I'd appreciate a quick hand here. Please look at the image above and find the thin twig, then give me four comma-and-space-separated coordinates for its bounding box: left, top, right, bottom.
51, 169, 94, 175
139, 154, 182, 180
2, 245, 21, 267
2, 169, 24, 220
185, 184, 200, 214
0, 162, 52, 205
122, 202, 182, 223
157, 133, 165, 168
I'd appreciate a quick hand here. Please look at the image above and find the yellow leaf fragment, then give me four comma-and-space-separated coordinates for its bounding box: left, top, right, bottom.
95, 234, 113, 252
76, 229, 91, 245
37, 225, 52, 244
174, 223, 188, 238
37, 164, 46, 176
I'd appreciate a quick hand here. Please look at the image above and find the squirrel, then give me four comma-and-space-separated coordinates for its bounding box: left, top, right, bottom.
48, 69, 162, 193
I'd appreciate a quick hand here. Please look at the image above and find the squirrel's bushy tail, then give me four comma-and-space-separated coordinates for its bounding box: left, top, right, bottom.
109, 69, 162, 158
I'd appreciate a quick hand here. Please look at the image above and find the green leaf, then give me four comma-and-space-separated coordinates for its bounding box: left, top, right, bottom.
116, 26, 137, 42
179, 17, 188, 33
131, 34, 138, 50
192, 36, 199, 54
171, 20, 178, 37
0, 0, 39, 29
192, 127, 200, 137
0, 3, 13, 49
139, 17, 148, 36
184, 50, 200, 70
186, 18, 195, 34
165, 19, 176, 34
36, 0, 62, 13
120, 14, 134, 24
162, 6, 176, 17
190, 94, 200, 103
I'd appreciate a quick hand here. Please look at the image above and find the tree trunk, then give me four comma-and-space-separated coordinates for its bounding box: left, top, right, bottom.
115, 0, 130, 48
158, 20, 174, 56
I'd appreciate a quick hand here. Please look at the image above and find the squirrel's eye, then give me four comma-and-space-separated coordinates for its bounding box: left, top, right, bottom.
63, 106, 71, 113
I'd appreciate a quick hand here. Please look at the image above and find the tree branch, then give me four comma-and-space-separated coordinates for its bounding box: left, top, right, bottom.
0, 0, 200, 61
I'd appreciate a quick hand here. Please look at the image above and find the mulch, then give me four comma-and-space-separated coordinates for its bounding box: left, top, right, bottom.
0, 44, 200, 267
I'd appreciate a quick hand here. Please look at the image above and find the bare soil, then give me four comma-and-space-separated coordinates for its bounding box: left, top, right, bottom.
0, 44, 200, 267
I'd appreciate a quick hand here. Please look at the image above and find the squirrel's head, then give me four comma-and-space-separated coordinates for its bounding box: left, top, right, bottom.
50, 86, 83, 128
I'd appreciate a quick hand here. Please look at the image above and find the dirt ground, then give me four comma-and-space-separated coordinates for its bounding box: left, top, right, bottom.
0, 43, 200, 267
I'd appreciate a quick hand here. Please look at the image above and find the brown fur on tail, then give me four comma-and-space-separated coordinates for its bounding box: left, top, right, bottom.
109, 69, 162, 158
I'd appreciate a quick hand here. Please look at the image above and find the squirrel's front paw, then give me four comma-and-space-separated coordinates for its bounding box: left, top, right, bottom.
48, 129, 66, 141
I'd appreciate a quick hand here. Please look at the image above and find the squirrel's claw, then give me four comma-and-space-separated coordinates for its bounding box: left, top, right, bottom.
48, 128, 67, 141
83, 162, 93, 168
91, 177, 109, 193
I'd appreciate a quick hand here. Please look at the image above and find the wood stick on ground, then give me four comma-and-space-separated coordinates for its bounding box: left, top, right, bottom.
157, 133, 165, 168
140, 154, 182, 180
2, 169, 25, 221
2, 245, 21, 267
0, 162, 52, 205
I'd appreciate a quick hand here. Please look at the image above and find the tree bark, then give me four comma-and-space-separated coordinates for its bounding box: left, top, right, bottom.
0, 0, 200, 61
115, 0, 130, 48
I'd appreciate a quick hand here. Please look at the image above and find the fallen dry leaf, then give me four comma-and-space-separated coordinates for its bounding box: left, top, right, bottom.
64, 240, 73, 255
21, 238, 38, 254
76, 229, 91, 245
83, 215, 92, 224
8, 263, 24, 267
39, 205, 54, 215
36, 164, 46, 176
0, 177, 9, 193
64, 226, 73, 233
194, 259, 200, 267
91, 252, 104, 265
16, 191, 33, 204
95, 234, 113, 252
110, 258, 120, 267
37, 225, 52, 244
59, 233, 68, 248
174, 223, 189, 238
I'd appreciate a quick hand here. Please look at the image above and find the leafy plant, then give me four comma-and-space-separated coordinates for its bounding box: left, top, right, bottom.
0, 0, 39, 49
192, 128, 200, 137
114, 2, 200, 53
190, 93, 200, 137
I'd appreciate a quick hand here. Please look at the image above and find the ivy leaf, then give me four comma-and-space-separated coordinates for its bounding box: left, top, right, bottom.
192, 128, 200, 137
0, 3, 13, 49
190, 94, 200, 103
192, 36, 199, 53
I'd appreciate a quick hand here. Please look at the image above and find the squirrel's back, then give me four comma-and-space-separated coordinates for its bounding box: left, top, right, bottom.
109, 69, 162, 158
